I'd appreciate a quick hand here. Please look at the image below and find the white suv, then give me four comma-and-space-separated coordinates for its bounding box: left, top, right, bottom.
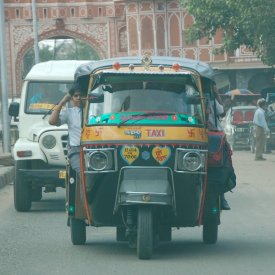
10, 60, 90, 211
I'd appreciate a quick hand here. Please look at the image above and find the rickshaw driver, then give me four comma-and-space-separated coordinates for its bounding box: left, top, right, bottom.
207, 85, 232, 210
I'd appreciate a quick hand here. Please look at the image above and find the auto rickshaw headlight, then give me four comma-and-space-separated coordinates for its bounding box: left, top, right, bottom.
89, 151, 109, 171
181, 151, 202, 172
42, 135, 56, 149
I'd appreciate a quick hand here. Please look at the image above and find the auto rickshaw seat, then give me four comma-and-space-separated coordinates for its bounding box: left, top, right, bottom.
232, 110, 244, 124
244, 110, 254, 122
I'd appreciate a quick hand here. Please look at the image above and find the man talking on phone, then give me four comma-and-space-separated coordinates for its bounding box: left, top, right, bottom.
48, 84, 83, 174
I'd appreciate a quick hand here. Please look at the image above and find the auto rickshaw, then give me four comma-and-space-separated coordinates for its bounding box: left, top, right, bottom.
65, 55, 235, 259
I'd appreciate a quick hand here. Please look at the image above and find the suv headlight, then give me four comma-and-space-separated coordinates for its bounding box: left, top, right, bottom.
175, 149, 206, 173
42, 135, 56, 149
84, 148, 117, 173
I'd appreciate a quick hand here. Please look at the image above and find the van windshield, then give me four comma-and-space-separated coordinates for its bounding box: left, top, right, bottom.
25, 81, 73, 114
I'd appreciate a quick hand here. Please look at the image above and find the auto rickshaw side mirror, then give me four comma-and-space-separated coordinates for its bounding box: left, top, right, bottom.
88, 92, 104, 103
9, 101, 20, 118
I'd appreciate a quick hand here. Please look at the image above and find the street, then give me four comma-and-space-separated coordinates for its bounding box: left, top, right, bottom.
1, 150, 275, 275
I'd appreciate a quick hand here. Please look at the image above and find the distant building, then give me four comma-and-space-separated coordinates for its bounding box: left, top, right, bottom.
3, 0, 274, 97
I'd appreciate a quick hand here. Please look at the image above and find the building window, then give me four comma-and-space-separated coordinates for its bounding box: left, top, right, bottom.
157, 3, 164, 11
43, 8, 47, 18
16, 9, 20, 18
71, 8, 75, 17
98, 7, 102, 16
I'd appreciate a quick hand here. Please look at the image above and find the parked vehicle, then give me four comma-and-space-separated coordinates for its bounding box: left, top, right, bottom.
9, 60, 90, 212
222, 105, 257, 150
65, 56, 235, 259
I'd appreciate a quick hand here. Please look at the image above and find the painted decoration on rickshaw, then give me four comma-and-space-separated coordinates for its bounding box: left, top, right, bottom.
141, 150, 150, 160
120, 146, 140, 164
152, 146, 171, 165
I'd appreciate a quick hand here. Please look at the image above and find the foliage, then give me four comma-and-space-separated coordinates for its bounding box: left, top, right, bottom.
22, 38, 100, 78
181, 0, 275, 66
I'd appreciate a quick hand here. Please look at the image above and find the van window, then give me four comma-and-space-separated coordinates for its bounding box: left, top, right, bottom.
26, 82, 73, 114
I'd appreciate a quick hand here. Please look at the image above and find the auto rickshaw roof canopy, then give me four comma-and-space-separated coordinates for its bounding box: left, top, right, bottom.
74, 56, 215, 94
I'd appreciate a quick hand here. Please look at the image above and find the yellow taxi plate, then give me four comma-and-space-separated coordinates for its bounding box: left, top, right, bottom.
59, 170, 66, 179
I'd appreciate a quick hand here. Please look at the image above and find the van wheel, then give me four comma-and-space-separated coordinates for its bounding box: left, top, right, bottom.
70, 218, 86, 245
203, 222, 218, 244
14, 161, 32, 212
31, 187, 42, 201
137, 206, 153, 259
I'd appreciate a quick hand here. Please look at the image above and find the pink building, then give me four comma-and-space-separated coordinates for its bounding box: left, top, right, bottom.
2, 0, 274, 97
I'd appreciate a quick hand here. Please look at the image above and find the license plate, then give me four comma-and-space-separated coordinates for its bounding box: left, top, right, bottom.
59, 170, 66, 179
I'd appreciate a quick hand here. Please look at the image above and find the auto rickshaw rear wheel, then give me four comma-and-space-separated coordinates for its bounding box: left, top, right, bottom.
14, 161, 32, 212
137, 206, 153, 260
70, 217, 86, 245
203, 222, 218, 244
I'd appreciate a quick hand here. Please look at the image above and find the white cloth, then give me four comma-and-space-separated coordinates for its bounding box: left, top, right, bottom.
208, 99, 224, 131
59, 106, 82, 146
253, 107, 269, 132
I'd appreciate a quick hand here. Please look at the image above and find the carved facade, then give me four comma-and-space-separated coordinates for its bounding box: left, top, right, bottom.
2, 0, 274, 97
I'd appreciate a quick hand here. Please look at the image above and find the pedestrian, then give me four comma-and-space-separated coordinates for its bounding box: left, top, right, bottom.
207, 85, 233, 210
48, 84, 83, 173
253, 98, 270, 161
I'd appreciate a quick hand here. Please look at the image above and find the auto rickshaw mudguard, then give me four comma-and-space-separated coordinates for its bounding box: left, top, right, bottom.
114, 167, 175, 212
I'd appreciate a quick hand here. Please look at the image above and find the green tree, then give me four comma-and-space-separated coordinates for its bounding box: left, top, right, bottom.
181, 0, 275, 66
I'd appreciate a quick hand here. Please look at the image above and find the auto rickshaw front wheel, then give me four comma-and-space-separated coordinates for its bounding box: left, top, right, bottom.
70, 217, 86, 245
203, 222, 218, 244
137, 206, 153, 260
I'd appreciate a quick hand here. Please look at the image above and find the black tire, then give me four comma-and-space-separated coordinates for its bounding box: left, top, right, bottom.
14, 161, 32, 212
70, 218, 86, 245
203, 222, 218, 244
137, 206, 153, 260
31, 187, 42, 202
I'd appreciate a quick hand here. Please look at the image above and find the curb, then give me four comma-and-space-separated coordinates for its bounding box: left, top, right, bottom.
0, 166, 15, 189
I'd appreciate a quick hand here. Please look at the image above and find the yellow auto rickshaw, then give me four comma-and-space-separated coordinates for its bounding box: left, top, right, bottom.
65, 55, 235, 259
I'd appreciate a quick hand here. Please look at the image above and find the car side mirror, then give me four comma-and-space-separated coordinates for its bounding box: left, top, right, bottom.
9, 101, 20, 118
88, 92, 104, 103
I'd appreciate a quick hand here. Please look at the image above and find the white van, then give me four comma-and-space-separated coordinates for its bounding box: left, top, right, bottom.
10, 60, 90, 211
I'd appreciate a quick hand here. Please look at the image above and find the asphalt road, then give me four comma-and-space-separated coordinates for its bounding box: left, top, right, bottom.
1, 150, 275, 275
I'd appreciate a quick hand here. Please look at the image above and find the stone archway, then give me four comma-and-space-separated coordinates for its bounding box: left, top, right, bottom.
15, 28, 107, 95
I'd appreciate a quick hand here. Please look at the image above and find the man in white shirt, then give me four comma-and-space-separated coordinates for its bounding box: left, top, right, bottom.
49, 84, 83, 173
253, 98, 270, 161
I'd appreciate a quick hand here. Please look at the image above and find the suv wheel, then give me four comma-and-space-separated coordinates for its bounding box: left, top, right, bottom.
14, 161, 32, 212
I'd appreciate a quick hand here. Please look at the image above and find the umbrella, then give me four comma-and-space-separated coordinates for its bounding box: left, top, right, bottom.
225, 89, 253, 96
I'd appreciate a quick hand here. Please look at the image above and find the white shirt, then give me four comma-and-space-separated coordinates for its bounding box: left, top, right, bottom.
253, 107, 269, 132
208, 99, 224, 131
59, 106, 82, 146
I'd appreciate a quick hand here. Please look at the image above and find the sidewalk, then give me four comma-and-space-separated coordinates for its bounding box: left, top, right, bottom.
0, 141, 15, 189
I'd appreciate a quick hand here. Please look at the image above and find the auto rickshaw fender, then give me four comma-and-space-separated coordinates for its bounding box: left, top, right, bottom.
114, 167, 175, 211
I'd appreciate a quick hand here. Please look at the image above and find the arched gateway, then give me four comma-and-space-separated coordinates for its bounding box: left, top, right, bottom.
3, 0, 273, 97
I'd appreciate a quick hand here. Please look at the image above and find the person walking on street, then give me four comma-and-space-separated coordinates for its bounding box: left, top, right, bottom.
253, 98, 270, 161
